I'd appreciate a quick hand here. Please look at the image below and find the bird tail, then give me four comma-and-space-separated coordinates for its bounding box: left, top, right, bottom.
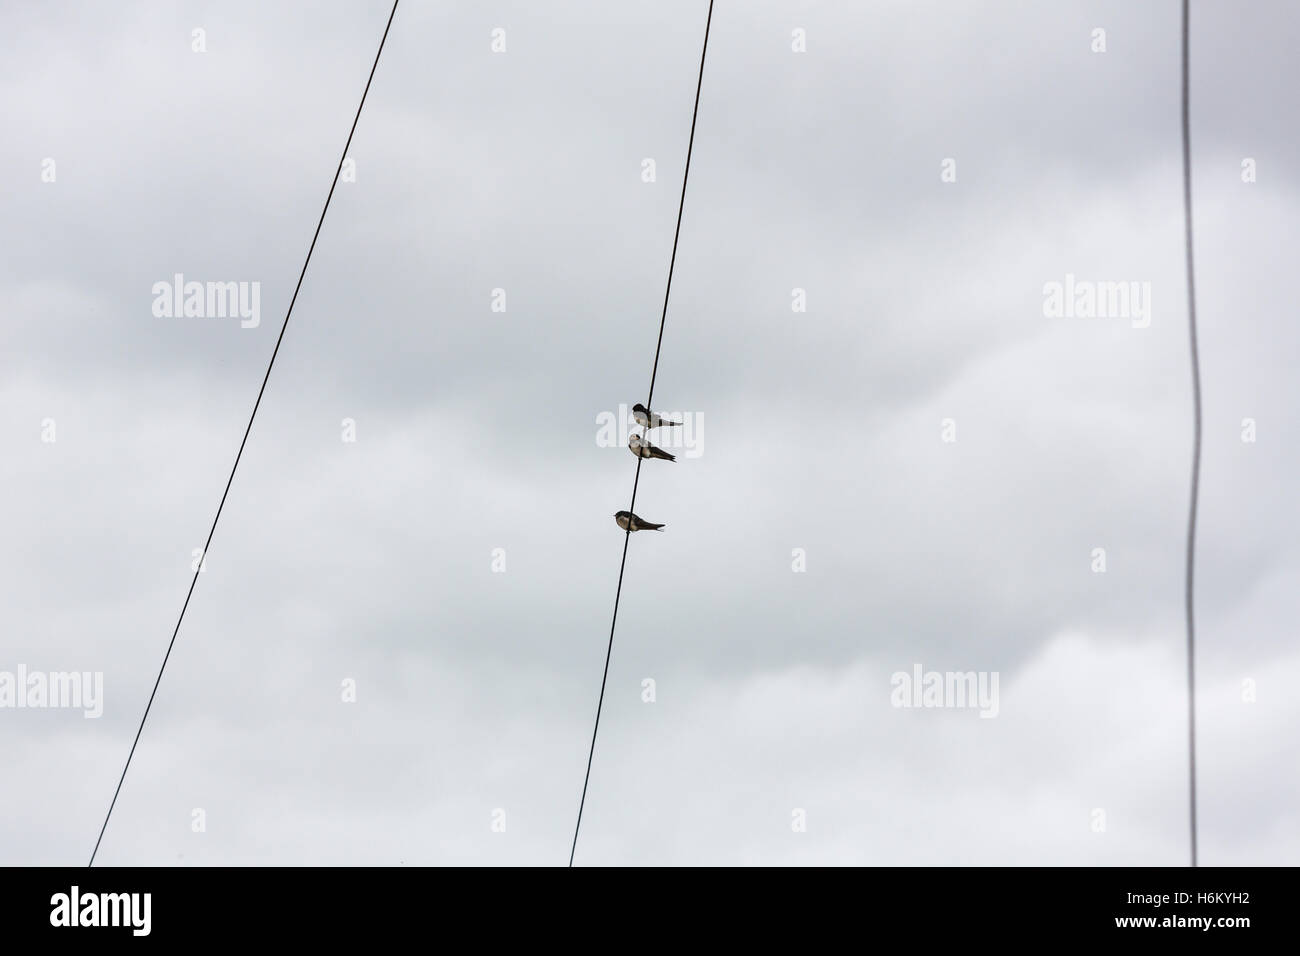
658, 419, 682, 427
653, 448, 677, 462
644, 522, 665, 531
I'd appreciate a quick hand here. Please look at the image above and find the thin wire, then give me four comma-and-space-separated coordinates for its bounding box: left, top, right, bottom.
569, 0, 714, 868
1180, 0, 1201, 869
88, 0, 401, 867
569, 458, 640, 869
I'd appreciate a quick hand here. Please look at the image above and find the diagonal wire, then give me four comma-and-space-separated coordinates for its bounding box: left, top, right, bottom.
88, 0, 401, 867
569, 0, 715, 868
1180, 0, 1201, 869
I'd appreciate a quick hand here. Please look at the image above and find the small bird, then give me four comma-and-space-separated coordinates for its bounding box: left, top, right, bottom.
632, 403, 681, 429
615, 510, 665, 532
629, 432, 676, 462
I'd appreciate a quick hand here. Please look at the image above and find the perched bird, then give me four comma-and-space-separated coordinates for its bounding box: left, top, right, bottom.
629, 432, 676, 462
632, 403, 681, 429
615, 510, 665, 532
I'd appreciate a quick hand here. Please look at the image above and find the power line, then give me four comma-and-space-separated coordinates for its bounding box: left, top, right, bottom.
569, 0, 715, 868
87, 0, 401, 867
1179, 0, 1201, 869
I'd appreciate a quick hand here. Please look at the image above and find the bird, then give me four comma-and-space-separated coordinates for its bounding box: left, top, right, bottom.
632, 403, 681, 429
629, 432, 676, 462
615, 510, 664, 532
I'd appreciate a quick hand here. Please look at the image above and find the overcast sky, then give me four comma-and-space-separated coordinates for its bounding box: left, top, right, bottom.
2, 0, 1297, 865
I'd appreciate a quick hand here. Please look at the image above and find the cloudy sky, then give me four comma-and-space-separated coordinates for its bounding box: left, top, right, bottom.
2, 0, 1297, 866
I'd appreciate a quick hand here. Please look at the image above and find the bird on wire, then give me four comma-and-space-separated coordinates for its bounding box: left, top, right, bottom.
629, 432, 676, 462
614, 511, 665, 532
632, 403, 681, 429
